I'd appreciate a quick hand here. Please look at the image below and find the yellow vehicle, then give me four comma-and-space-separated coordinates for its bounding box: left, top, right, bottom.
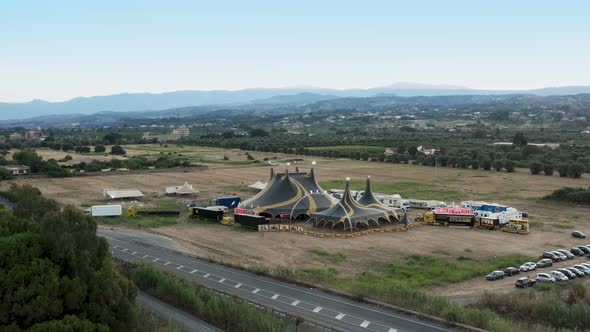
477, 217, 498, 230
501, 219, 529, 234
220, 216, 235, 225
418, 208, 475, 227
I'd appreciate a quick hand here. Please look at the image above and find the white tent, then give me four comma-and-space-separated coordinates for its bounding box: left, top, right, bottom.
104, 189, 144, 199
248, 180, 267, 191
166, 182, 198, 195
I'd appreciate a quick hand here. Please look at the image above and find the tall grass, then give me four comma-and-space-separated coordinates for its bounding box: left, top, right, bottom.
130, 264, 295, 332
309, 249, 346, 264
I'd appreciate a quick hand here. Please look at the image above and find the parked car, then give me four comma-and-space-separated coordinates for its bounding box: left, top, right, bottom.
520, 262, 537, 272
557, 249, 575, 260
582, 246, 590, 253
581, 263, 590, 269
551, 251, 568, 261
542, 252, 561, 262
574, 265, 590, 275
536, 273, 556, 283
515, 277, 536, 288
504, 267, 520, 276
558, 268, 576, 279
572, 231, 586, 239
550, 271, 569, 281
566, 267, 586, 277
536, 259, 553, 268
571, 247, 585, 256
578, 246, 590, 255
487, 270, 505, 281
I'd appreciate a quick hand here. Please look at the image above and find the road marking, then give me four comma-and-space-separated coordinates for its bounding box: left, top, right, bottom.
176, 265, 184, 270
132, 251, 137, 255
271, 294, 279, 300
235, 283, 242, 288
360, 320, 371, 328
335, 313, 346, 320
252, 288, 260, 294
113, 245, 119, 249
190, 269, 198, 274
291, 300, 300, 306
313, 306, 322, 313
388, 329, 398, 332
164, 262, 171, 266
219, 278, 226, 283
203, 273, 210, 278
153, 258, 159, 262
142, 255, 148, 258
122, 248, 128, 252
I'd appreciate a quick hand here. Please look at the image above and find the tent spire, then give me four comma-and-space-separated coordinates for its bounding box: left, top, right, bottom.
296, 166, 299, 173
270, 168, 275, 180
284, 168, 290, 181
309, 167, 315, 179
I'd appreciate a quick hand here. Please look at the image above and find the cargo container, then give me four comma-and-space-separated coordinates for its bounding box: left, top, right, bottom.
87, 205, 122, 217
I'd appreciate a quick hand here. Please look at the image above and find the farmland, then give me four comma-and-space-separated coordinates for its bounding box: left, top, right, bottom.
2, 144, 590, 306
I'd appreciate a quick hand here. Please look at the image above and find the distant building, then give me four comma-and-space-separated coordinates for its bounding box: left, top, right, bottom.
142, 132, 181, 142
417, 145, 438, 155
9, 132, 23, 140
0, 135, 6, 143
2, 165, 30, 175
172, 125, 190, 137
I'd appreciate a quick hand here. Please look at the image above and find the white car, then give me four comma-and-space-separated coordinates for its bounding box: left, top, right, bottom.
520, 262, 537, 272
574, 265, 590, 275
536, 273, 555, 283
550, 271, 569, 281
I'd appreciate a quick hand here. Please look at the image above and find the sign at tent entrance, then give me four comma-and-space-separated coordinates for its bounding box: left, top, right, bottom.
235, 208, 256, 216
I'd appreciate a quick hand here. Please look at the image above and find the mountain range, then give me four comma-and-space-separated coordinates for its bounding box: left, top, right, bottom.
1, 83, 590, 121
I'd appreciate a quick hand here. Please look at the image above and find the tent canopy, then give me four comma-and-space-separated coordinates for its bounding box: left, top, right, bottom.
357, 176, 399, 221
239, 168, 336, 218
104, 189, 144, 199
309, 178, 397, 230
248, 180, 267, 191
166, 182, 198, 195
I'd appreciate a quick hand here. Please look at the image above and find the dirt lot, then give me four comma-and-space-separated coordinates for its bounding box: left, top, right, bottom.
4, 145, 590, 303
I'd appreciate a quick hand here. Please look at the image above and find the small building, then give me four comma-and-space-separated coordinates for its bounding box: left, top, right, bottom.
417, 145, 438, 155
0, 135, 6, 143
172, 125, 190, 137
9, 132, 23, 140
2, 165, 30, 175
104, 189, 144, 200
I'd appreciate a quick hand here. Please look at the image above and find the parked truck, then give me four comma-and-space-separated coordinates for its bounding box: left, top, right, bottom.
86, 205, 122, 217
417, 207, 475, 227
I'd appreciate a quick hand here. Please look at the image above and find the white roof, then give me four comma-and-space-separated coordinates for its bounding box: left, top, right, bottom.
166, 182, 198, 194
248, 180, 267, 190
104, 189, 144, 199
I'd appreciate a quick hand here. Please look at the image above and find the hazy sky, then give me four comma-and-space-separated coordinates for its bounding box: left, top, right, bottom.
1, 0, 589, 102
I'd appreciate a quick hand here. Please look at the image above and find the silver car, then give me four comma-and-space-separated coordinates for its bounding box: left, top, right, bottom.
536, 273, 555, 283
551, 251, 568, 261
574, 265, 590, 275
550, 271, 569, 281
520, 262, 537, 272
557, 249, 575, 260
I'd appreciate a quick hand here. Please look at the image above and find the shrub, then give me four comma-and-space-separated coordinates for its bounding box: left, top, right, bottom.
492, 160, 503, 171
529, 161, 543, 175
543, 163, 554, 176
557, 163, 569, 177
471, 160, 480, 170
567, 162, 584, 178
482, 159, 492, 170
110, 145, 126, 155
503, 160, 515, 173
94, 145, 106, 153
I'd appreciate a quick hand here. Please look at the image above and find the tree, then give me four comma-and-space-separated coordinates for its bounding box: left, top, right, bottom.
492, 160, 503, 171
61, 143, 74, 152
567, 163, 584, 178
471, 160, 480, 170
110, 145, 126, 155
503, 159, 515, 173
94, 145, 106, 153
557, 163, 569, 177
0, 168, 14, 180
529, 161, 543, 175
75, 146, 91, 153
512, 132, 528, 147
102, 133, 122, 145
543, 163, 554, 176
248, 128, 269, 137
12, 150, 44, 172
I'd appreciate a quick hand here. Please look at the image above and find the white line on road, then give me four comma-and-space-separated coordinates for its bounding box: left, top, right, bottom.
313, 306, 322, 313
219, 278, 226, 283
335, 313, 346, 320
176, 265, 184, 270
153, 258, 159, 262
132, 251, 137, 255
142, 255, 148, 258
252, 289, 260, 294
360, 320, 371, 328
388, 329, 398, 332
122, 248, 128, 252
113, 245, 119, 249
291, 300, 300, 306
164, 262, 171, 266
203, 273, 210, 278
235, 283, 242, 288
191, 269, 198, 274
271, 294, 279, 300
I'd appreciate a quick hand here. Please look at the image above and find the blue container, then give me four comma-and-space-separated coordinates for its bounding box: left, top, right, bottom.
216, 197, 241, 208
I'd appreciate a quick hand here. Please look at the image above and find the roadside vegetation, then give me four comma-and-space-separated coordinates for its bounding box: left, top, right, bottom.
309, 249, 346, 264
544, 187, 590, 205
127, 263, 296, 332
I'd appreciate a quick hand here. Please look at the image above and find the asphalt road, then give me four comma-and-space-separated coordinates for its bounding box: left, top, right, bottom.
137, 291, 221, 332
99, 229, 455, 332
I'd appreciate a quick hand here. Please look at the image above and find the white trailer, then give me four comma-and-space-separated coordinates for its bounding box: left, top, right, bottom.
372, 193, 411, 210
87, 205, 122, 217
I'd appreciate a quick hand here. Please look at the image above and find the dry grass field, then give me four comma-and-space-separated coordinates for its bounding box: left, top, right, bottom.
3, 144, 590, 302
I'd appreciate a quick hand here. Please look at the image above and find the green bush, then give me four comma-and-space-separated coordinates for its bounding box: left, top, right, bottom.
529, 161, 543, 175
543, 163, 554, 176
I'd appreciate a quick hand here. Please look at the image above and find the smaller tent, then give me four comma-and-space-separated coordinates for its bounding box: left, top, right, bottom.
357, 176, 399, 222
166, 182, 198, 195
248, 180, 267, 191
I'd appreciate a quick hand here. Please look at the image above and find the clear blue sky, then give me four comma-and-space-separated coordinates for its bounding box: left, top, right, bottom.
1, 0, 589, 102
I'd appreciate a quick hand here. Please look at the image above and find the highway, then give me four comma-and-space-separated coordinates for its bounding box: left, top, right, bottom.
99, 229, 455, 332
137, 291, 221, 332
